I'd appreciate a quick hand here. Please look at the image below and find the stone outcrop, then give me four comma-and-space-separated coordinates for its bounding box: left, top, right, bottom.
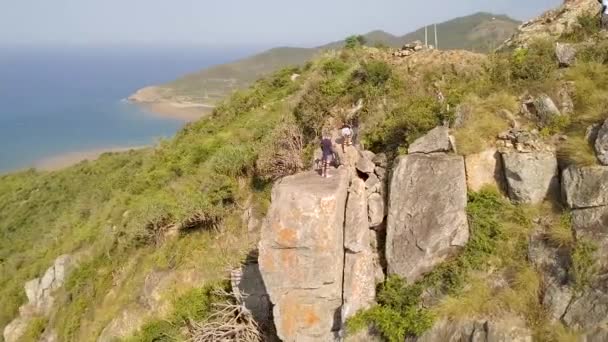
408, 317, 532, 342
501, 151, 558, 204
500, 0, 601, 49
4, 255, 76, 342
595, 118, 608, 166
533, 94, 563, 128
465, 148, 504, 192
98, 269, 206, 342
408, 126, 451, 154
393, 40, 426, 58
259, 169, 349, 341
562, 166, 608, 209
387, 153, 469, 282
555, 42, 577, 67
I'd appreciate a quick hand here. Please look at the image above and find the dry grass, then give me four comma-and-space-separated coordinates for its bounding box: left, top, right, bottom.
453, 92, 517, 155
557, 135, 597, 167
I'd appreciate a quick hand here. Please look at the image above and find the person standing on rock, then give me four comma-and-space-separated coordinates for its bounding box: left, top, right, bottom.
600, 0, 608, 30
320, 134, 334, 178
341, 123, 353, 153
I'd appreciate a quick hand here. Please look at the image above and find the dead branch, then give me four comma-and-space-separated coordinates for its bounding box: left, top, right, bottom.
189, 289, 262, 342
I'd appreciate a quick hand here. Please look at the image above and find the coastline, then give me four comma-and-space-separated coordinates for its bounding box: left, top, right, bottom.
138, 101, 214, 122
33, 145, 149, 171
128, 85, 215, 122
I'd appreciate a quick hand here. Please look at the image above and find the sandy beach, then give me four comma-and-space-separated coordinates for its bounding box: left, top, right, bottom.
128, 85, 215, 122
141, 101, 214, 122
34, 145, 149, 171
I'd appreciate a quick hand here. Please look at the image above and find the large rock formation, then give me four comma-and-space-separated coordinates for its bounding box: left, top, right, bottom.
386, 153, 469, 282
501, 151, 558, 204
500, 0, 601, 49
4, 255, 77, 342
258, 169, 349, 341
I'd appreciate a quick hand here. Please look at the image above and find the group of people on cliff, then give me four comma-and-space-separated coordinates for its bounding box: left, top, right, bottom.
319, 123, 353, 178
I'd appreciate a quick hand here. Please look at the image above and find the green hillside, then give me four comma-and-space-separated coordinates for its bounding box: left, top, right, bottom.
3, 11, 608, 339
401, 12, 521, 51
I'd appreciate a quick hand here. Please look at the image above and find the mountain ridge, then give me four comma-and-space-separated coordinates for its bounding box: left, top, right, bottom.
128, 12, 521, 116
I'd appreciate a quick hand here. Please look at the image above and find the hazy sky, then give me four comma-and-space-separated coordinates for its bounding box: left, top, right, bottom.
1, 0, 562, 47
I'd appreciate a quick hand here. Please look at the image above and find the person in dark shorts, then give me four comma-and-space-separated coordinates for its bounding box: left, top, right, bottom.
320, 135, 334, 178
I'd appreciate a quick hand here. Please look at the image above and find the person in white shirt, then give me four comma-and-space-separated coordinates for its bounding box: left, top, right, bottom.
340, 124, 353, 153
600, 0, 608, 30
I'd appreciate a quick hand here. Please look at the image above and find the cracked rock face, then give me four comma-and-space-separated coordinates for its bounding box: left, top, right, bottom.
342, 178, 376, 321
258, 169, 349, 342
386, 153, 469, 283
409, 317, 532, 342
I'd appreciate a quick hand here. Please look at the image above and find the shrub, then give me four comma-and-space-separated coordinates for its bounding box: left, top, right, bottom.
21, 316, 49, 342
510, 39, 558, 82
547, 212, 575, 247
359, 61, 392, 87
256, 121, 305, 180
452, 92, 515, 155
560, 13, 601, 42
322, 58, 349, 76
572, 239, 599, 292
345, 35, 366, 49
347, 276, 434, 341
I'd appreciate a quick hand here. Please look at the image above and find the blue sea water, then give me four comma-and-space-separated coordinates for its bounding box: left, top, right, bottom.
0, 45, 256, 173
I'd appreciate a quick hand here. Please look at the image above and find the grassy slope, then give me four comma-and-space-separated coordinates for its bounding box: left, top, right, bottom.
148, 12, 519, 105
401, 12, 520, 51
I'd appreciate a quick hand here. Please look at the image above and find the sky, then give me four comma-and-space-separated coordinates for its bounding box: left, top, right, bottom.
1, 0, 563, 48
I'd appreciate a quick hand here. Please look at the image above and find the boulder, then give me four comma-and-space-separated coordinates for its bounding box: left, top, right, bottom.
595, 118, 608, 166
344, 327, 383, 342
555, 42, 577, 67
365, 173, 381, 195
98, 306, 148, 342
452, 103, 472, 129
368, 193, 385, 228
3, 317, 29, 342
372, 153, 388, 168
386, 154, 469, 282
572, 206, 608, 268
502, 151, 558, 204
408, 126, 451, 154
562, 166, 608, 209
374, 166, 387, 181
259, 169, 349, 341
533, 95, 563, 128
465, 148, 504, 192
563, 288, 608, 330
356, 154, 376, 174
585, 328, 608, 342
409, 317, 532, 342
